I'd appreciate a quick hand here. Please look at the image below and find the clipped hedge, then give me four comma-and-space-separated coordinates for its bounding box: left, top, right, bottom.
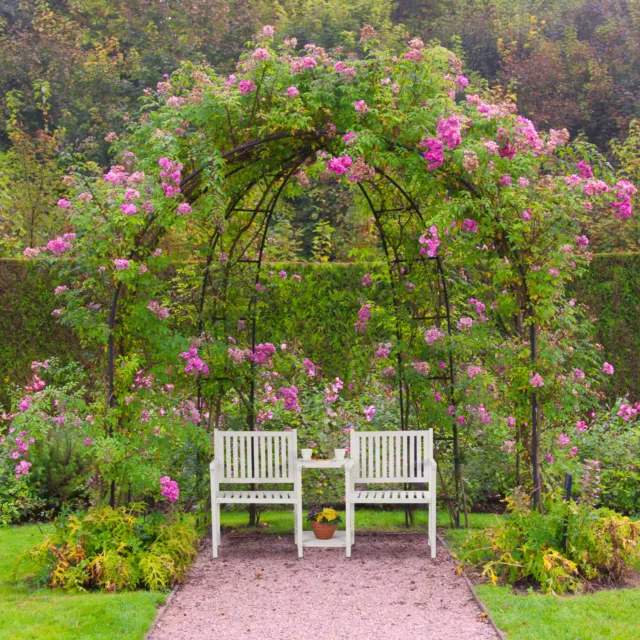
1, 254, 639, 406
0, 259, 84, 407
571, 253, 640, 401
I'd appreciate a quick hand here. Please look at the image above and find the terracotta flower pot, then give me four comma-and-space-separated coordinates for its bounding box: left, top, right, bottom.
311, 521, 337, 540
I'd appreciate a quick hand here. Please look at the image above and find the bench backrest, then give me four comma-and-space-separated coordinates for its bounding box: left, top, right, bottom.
213, 429, 297, 483
350, 429, 433, 483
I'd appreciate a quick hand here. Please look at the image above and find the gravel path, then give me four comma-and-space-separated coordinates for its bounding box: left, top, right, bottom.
149, 534, 499, 640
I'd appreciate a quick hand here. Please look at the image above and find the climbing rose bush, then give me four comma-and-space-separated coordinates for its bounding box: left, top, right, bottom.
26, 26, 635, 510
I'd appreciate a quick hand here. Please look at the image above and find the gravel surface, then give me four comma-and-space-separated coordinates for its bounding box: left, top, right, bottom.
149, 534, 499, 640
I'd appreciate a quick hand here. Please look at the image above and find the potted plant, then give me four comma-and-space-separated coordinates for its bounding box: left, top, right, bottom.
308, 507, 342, 540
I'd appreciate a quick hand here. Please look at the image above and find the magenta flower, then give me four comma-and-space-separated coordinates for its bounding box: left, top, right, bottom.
354, 100, 369, 113
361, 273, 373, 287
262, 25, 275, 36
530, 373, 544, 388
570, 446, 578, 457
327, 156, 353, 176
46, 234, 75, 254
343, 132, 356, 146
576, 420, 589, 433
176, 203, 192, 215
437, 114, 463, 149
84, 438, 94, 446
302, 56, 317, 68
238, 79, 257, 95
507, 416, 516, 428
467, 365, 483, 377
121, 203, 138, 215
558, 433, 570, 446
457, 317, 474, 331
57, 198, 72, 210
286, 86, 299, 97
499, 174, 511, 186
577, 161, 594, 179
252, 47, 270, 61
602, 362, 614, 375
455, 74, 469, 89
114, 258, 130, 270
160, 475, 179, 502
363, 405, 376, 422
354, 304, 371, 332
424, 327, 445, 345
303, 358, 317, 377
278, 386, 300, 411
462, 218, 478, 233
419, 138, 444, 170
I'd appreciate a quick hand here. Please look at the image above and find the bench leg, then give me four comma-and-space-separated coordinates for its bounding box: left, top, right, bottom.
345, 501, 352, 558
212, 500, 219, 558
429, 500, 436, 559
296, 501, 303, 558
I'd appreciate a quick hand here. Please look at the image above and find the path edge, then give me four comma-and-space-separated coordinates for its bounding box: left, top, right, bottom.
143, 537, 208, 640
436, 532, 507, 640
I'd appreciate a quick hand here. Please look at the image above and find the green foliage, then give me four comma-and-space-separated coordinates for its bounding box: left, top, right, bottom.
27, 505, 198, 592
0, 260, 83, 408
0, 524, 166, 640
459, 490, 640, 593
571, 253, 640, 401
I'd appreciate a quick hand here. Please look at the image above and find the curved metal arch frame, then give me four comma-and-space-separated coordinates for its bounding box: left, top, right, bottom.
190, 132, 463, 525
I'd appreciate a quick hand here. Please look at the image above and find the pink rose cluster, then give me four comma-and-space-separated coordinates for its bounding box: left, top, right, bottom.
250, 343, 276, 366
160, 475, 179, 502
424, 327, 445, 345
419, 225, 440, 257
158, 157, 183, 198
147, 300, 169, 320
46, 233, 77, 255
354, 304, 371, 332
327, 156, 353, 176
419, 138, 444, 170
179, 346, 210, 377
278, 385, 300, 411
612, 179, 637, 219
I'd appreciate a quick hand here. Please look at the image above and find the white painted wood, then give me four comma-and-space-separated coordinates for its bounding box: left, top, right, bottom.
347, 429, 437, 557
211, 429, 301, 558
295, 458, 352, 558
301, 531, 348, 548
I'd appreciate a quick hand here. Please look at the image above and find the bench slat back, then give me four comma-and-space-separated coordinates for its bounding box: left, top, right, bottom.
214, 429, 296, 483
350, 430, 433, 483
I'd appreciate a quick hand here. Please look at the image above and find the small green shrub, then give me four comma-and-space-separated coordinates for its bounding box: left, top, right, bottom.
25, 504, 199, 592
459, 489, 640, 593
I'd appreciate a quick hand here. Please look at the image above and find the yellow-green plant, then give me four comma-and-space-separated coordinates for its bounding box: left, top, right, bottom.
459, 490, 640, 593
25, 504, 198, 592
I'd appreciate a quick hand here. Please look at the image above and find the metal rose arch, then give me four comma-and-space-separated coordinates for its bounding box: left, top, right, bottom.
179, 128, 464, 525
46, 26, 632, 517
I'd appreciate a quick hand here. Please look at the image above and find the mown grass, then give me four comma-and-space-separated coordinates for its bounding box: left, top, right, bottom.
0, 525, 165, 640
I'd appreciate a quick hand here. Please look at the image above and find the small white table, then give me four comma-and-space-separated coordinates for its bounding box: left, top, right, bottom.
295, 458, 352, 558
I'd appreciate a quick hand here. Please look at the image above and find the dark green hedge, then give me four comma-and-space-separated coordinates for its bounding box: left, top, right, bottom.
0, 260, 84, 407
2, 255, 639, 408
571, 253, 640, 401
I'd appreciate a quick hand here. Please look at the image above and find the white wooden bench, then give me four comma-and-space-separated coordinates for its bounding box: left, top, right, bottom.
347, 429, 437, 557
210, 429, 302, 558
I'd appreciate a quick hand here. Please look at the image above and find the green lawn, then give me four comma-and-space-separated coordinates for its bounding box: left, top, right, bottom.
0, 525, 166, 640
477, 585, 640, 640
3, 510, 639, 640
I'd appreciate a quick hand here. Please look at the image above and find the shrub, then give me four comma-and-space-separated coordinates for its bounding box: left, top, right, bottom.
459, 489, 640, 593
26, 504, 199, 592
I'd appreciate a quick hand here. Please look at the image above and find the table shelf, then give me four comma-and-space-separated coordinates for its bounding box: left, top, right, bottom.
301, 531, 347, 548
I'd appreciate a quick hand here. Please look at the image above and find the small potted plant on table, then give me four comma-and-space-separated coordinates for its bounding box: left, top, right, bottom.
308, 507, 342, 540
